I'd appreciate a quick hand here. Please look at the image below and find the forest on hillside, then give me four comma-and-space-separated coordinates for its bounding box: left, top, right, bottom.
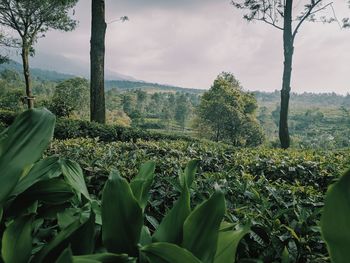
1, 67, 349, 149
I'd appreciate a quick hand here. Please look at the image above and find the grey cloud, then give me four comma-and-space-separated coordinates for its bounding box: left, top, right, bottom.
25, 0, 350, 94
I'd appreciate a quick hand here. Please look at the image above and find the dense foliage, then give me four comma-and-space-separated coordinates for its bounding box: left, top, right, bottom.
256, 91, 350, 149
48, 137, 350, 262
1, 109, 350, 262
0, 66, 349, 148
0, 110, 198, 143
195, 72, 264, 146
49, 77, 89, 118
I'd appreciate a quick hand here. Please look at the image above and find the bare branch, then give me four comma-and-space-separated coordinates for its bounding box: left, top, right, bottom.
309, 2, 333, 15
292, 0, 324, 41
253, 17, 284, 30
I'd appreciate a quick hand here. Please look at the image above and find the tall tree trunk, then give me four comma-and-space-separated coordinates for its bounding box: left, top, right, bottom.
90, 0, 106, 123
279, 0, 294, 149
21, 47, 34, 109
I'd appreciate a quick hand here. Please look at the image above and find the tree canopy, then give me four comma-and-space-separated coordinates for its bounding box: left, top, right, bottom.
0, 0, 78, 108
49, 77, 89, 118
195, 72, 264, 146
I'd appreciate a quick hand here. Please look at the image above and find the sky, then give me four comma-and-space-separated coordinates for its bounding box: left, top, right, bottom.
16, 0, 350, 94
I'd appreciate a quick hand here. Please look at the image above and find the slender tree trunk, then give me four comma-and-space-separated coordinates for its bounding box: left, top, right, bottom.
279, 0, 294, 149
90, 0, 106, 123
21, 47, 34, 109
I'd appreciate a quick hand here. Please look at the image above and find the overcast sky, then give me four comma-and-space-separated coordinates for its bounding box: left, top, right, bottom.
27, 0, 350, 94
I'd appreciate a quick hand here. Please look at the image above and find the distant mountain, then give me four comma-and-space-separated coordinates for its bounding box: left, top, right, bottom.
0, 59, 204, 94
0, 60, 75, 81
14, 52, 138, 81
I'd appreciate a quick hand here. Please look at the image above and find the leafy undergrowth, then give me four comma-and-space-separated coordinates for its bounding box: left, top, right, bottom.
47, 138, 350, 262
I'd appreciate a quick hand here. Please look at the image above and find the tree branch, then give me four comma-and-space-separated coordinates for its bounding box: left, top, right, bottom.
253, 17, 283, 30
292, 0, 325, 41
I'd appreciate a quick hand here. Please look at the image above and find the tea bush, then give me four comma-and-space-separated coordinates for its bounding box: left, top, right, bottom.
0, 110, 198, 143
47, 137, 350, 262
1, 109, 350, 262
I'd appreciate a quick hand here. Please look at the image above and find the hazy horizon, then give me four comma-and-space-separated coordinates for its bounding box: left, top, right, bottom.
6, 0, 350, 94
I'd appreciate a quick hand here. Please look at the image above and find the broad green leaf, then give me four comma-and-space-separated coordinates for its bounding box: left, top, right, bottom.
74, 260, 99, 263
182, 191, 225, 263
102, 170, 143, 256
152, 186, 191, 244
0, 108, 55, 203
55, 247, 73, 263
140, 226, 152, 246
141, 242, 202, 263
73, 253, 135, 263
31, 216, 88, 263
60, 159, 90, 201
1, 215, 34, 263
57, 208, 80, 229
321, 169, 350, 262
179, 160, 199, 189
10, 156, 62, 198
214, 225, 250, 263
22, 178, 75, 205
6, 179, 74, 219
281, 246, 291, 263
91, 200, 102, 225
130, 161, 155, 210
152, 160, 198, 244
70, 211, 96, 255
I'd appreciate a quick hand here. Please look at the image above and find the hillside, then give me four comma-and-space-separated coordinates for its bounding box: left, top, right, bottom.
0, 59, 75, 81
105, 80, 204, 94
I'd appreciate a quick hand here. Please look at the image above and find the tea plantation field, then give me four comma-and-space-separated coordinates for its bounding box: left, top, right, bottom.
47, 138, 350, 262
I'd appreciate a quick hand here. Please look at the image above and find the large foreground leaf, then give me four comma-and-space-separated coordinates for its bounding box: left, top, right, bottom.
102, 170, 143, 256
60, 159, 90, 201
55, 247, 73, 263
31, 215, 89, 263
153, 161, 198, 244
73, 253, 136, 263
321, 169, 350, 262
152, 187, 191, 244
0, 109, 55, 203
141, 242, 202, 263
214, 224, 250, 263
179, 160, 199, 189
10, 156, 62, 198
182, 191, 225, 263
130, 161, 156, 210
1, 215, 34, 263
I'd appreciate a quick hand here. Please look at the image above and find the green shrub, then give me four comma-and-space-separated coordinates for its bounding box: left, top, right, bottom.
0, 109, 250, 263
1, 108, 350, 262
47, 138, 350, 261
40, 160, 250, 263
0, 110, 198, 143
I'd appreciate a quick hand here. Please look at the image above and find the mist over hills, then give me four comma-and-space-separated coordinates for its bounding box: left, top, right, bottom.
0, 59, 348, 108
0, 59, 202, 94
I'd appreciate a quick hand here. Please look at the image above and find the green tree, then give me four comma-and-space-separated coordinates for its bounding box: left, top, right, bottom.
175, 93, 191, 131
0, 69, 25, 111
0, 0, 78, 109
49, 77, 89, 118
232, 0, 336, 149
196, 72, 264, 146
136, 90, 147, 113
122, 93, 134, 116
